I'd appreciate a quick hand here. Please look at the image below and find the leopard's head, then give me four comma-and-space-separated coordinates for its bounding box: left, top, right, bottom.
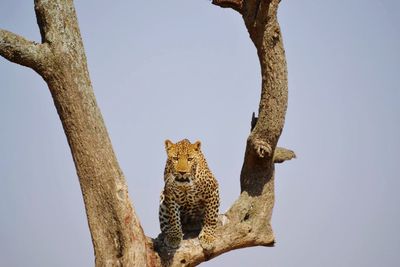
165, 139, 201, 185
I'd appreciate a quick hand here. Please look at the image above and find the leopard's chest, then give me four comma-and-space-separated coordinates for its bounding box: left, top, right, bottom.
174, 181, 205, 213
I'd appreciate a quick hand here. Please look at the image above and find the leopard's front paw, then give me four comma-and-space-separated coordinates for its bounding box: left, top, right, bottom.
199, 230, 216, 251
164, 234, 182, 249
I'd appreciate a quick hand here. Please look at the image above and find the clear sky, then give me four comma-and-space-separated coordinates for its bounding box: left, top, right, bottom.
1, 0, 399, 266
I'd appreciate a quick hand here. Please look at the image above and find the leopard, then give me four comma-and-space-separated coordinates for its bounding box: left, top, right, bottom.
159, 139, 220, 250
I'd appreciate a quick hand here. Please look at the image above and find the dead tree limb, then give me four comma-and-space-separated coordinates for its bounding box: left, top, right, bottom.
148, 0, 292, 265
1, 0, 293, 266
1, 0, 148, 266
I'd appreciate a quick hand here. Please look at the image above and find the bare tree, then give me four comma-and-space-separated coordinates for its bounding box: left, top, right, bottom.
0, 0, 295, 266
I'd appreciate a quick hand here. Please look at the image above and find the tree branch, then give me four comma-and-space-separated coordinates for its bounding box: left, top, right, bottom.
150, 189, 278, 266
34, 0, 70, 44
2, 1, 149, 265
241, 0, 287, 184
212, 0, 244, 13
33, 1, 149, 265
274, 147, 296, 163
148, 0, 290, 266
0, 29, 48, 72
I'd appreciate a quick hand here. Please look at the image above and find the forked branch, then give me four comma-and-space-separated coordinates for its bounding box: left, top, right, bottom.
150, 1, 291, 264
0, 29, 48, 72
1, 0, 291, 266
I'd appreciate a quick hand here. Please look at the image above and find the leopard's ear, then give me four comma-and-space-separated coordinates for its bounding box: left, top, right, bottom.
165, 139, 174, 152
193, 140, 201, 151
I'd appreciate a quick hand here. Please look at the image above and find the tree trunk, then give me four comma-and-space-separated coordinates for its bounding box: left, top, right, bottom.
0, 0, 294, 266
1, 1, 149, 265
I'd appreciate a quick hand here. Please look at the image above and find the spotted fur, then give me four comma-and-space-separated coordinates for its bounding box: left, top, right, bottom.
159, 139, 219, 249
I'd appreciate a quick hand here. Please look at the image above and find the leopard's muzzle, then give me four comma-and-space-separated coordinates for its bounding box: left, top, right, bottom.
174, 172, 192, 184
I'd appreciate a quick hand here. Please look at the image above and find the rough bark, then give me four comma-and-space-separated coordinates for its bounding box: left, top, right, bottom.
2, 1, 148, 266
0, 0, 293, 266
147, 1, 291, 265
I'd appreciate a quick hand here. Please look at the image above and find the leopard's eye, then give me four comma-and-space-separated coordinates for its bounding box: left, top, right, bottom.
188, 157, 194, 162
172, 157, 178, 161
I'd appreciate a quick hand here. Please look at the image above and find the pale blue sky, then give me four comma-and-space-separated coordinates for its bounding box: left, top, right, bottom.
1, 0, 399, 266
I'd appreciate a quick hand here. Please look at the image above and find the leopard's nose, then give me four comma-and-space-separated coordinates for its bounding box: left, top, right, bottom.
178, 171, 186, 176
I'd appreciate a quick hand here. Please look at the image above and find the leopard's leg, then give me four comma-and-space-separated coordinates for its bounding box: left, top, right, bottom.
158, 192, 169, 234
199, 187, 219, 250
163, 198, 183, 249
